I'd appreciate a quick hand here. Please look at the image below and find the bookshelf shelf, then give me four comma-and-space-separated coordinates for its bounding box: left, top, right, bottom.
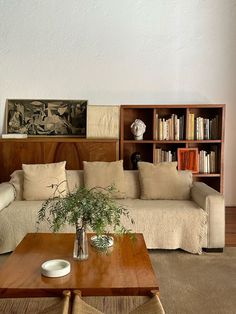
124, 140, 223, 144
123, 140, 155, 144
120, 104, 225, 192
193, 173, 221, 177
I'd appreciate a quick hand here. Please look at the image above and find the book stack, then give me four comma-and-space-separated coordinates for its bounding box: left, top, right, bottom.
154, 148, 177, 163
199, 150, 216, 173
156, 114, 184, 141
1, 133, 28, 139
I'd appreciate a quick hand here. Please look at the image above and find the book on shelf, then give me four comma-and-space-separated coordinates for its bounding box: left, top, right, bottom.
155, 113, 158, 140
203, 118, 210, 140
187, 113, 195, 140
174, 115, 179, 140
1, 133, 28, 139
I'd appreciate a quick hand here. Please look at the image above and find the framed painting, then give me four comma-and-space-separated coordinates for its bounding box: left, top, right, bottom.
177, 148, 199, 173
5, 99, 87, 136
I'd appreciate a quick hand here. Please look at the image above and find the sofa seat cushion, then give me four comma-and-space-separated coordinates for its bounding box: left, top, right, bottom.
118, 199, 207, 254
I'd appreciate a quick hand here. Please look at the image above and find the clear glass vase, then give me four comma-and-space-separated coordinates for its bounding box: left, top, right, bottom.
73, 226, 88, 260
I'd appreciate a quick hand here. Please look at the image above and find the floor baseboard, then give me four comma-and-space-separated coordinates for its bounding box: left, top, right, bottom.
203, 248, 224, 253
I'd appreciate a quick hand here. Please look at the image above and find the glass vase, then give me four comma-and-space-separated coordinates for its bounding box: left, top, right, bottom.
73, 226, 88, 260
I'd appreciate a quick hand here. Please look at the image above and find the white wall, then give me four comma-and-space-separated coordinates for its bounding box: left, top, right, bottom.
0, 0, 235, 204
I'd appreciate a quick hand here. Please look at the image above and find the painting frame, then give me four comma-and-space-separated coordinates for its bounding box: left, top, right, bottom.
177, 148, 199, 173
5, 99, 87, 137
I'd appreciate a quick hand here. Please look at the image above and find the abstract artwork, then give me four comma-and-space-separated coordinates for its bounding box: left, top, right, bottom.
6, 99, 87, 136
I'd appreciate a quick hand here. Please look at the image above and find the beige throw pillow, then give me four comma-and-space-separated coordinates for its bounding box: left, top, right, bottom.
138, 162, 192, 200
22, 161, 68, 200
83, 160, 126, 199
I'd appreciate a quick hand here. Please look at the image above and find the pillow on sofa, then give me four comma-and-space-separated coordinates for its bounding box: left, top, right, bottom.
138, 161, 192, 200
83, 160, 126, 199
22, 161, 68, 200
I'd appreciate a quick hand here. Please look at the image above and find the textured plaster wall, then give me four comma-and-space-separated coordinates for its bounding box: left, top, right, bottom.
0, 0, 236, 204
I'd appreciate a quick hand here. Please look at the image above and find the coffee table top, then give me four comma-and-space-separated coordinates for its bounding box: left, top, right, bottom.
0, 233, 159, 297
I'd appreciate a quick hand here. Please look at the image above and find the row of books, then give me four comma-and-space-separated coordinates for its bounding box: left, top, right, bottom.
155, 114, 184, 141
153, 148, 217, 173
187, 114, 219, 140
154, 113, 220, 141
154, 148, 177, 163
199, 150, 216, 173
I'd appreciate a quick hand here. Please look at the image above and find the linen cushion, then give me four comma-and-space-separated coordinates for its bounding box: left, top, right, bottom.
138, 161, 192, 200
83, 160, 126, 198
22, 161, 68, 200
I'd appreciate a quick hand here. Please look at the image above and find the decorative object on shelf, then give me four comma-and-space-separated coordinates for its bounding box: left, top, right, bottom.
1, 133, 28, 139
131, 152, 141, 170
37, 184, 134, 260
177, 148, 199, 173
130, 119, 146, 140
5, 99, 87, 136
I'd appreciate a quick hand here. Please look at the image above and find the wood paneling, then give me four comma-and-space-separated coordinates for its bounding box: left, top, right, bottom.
0, 138, 118, 182
226, 207, 236, 247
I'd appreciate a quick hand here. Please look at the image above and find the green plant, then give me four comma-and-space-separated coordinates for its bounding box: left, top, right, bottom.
37, 183, 134, 239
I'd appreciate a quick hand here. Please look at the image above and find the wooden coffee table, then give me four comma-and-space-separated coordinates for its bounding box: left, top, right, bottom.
0, 233, 159, 298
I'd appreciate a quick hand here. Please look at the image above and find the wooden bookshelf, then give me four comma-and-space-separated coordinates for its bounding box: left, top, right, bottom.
0, 138, 119, 182
120, 104, 225, 193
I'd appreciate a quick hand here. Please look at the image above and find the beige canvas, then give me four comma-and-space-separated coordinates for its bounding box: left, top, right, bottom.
86, 105, 120, 139
138, 162, 192, 200
22, 161, 68, 200
83, 160, 126, 199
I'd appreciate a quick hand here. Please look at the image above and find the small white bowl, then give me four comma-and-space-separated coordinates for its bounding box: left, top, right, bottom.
41, 259, 71, 278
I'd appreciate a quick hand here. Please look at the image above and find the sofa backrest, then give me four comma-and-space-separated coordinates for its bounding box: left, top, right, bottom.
10, 169, 141, 200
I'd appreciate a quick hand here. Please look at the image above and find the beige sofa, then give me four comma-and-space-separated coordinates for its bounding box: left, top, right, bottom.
0, 169, 225, 255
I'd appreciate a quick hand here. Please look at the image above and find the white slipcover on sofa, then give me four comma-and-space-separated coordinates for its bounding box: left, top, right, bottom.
0, 168, 225, 254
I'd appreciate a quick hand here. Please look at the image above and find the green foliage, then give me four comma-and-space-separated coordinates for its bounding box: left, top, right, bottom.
37, 184, 134, 237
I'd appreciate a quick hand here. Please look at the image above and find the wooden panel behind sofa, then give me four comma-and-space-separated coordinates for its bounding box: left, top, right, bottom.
0, 138, 119, 182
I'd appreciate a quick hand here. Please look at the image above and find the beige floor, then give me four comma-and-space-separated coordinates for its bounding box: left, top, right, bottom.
1, 249, 236, 314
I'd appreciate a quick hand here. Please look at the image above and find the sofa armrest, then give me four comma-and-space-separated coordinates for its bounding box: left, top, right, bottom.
0, 183, 15, 212
191, 182, 225, 248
